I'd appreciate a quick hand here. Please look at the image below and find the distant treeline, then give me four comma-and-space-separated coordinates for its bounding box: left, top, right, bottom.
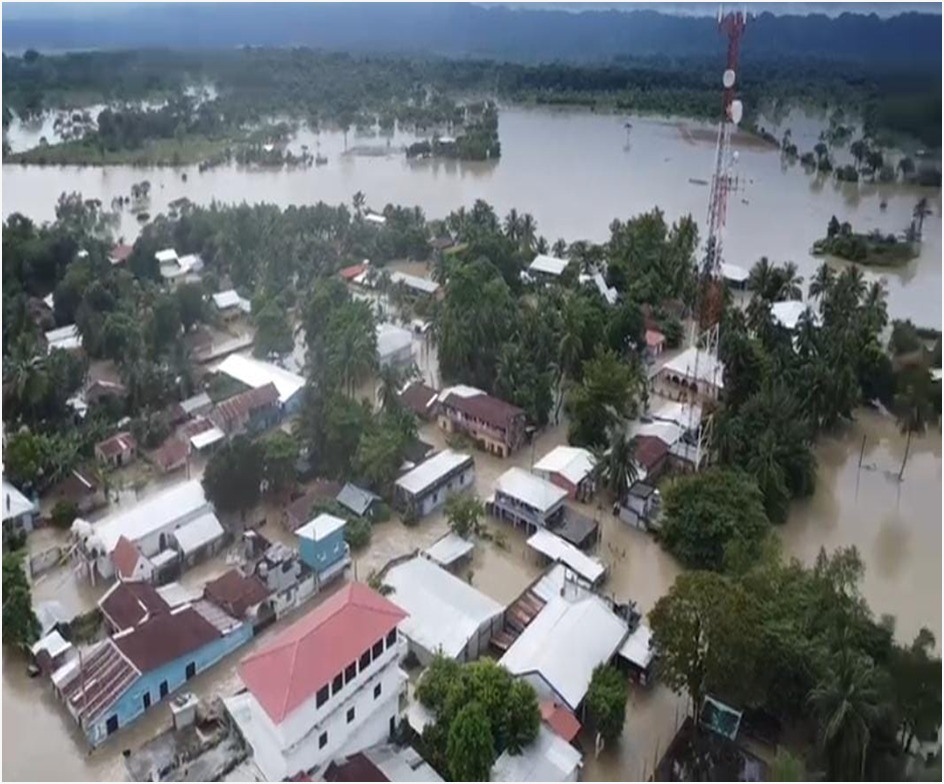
3, 48, 940, 151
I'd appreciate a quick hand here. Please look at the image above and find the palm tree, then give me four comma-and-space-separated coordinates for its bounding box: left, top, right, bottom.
520, 213, 537, 253
894, 367, 937, 481
534, 236, 549, 255
808, 646, 883, 780
552, 238, 568, 258
809, 262, 836, 301
503, 208, 521, 244
747, 257, 775, 300
850, 138, 868, 169
352, 191, 366, 218
554, 301, 585, 422
376, 364, 405, 412
595, 427, 639, 501
779, 262, 804, 301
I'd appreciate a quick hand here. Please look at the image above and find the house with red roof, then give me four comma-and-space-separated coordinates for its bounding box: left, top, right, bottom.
95, 431, 137, 469
223, 583, 409, 782
109, 536, 153, 585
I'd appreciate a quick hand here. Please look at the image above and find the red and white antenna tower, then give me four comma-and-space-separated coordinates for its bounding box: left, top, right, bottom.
696, 7, 747, 340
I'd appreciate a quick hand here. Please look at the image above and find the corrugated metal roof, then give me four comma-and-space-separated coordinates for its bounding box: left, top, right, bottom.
217, 354, 305, 405
659, 347, 725, 389
295, 513, 347, 542
376, 322, 413, 361
618, 623, 655, 670
495, 468, 568, 513
44, 324, 82, 352
385, 557, 502, 659
527, 529, 606, 585
492, 723, 582, 782
423, 532, 474, 568
499, 592, 628, 711
2, 478, 35, 522
528, 254, 569, 277
389, 271, 439, 295
213, 290, 242, 310
336, 483, 380, 517
173, 512, 225, 555
395, 450, 473, 496
533, 446, 596, 486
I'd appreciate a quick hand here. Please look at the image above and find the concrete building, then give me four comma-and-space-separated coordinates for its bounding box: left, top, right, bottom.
720, 262, 749, 291
110, 536, 154, 584
489, 467, 568, 534
653, 347, 725, 403
59, 600, 250, 746
225, 584, 408, 781
389, 271, 440, 297
533, 446, 597, 502
324, 744, 443, 782
216, 354, 305, 415
384, 556, 504, 665
393, 450, 475, 520
436, 385, 527, 458
296, 514, 351, 585
771, 299, 819, 331
71, 480, 217, 583
376, 322, 414, 370
397, 381, 439, 421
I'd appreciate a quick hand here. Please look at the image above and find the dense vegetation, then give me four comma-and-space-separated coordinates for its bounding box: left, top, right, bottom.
650, 547, 942, 780
4, 46, 940, 167
812, 213, 922, 267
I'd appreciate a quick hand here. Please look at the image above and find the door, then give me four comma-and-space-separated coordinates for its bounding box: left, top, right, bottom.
159, 681, 169, 699
105, 715, 119, 735
185, 662, 196, 680
142, 692, 151, 711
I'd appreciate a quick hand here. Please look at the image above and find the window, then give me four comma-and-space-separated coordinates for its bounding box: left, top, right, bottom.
374, 683, 382, 700
332, 673, 343, 696
316, 685, 329, 708
106, 715, 119, 735
359, 650, 371, 672
386, 629, 397, 648
346, 707, 356, 724
185, 662, 196, 680
142, 692, 151, 710
159, 681, 169, 698
344, 663, 356, 684
318, 732, 328, 749
372, 640, 383, 659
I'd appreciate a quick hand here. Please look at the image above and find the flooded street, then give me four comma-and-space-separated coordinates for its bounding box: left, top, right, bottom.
2, 104, 941, 781
3, 107, 941, 324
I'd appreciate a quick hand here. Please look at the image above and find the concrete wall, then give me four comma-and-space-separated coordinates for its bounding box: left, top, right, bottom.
86, 623, 253, 746
413, 465, 475, 519
299, 529, 348, 575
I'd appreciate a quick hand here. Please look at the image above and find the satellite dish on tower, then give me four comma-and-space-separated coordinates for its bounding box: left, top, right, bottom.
729, 100, 744, 126
723, 69, 736, 89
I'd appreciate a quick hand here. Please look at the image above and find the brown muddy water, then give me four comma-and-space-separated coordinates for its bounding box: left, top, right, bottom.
3, 107, 941, 324
2, 106, 941, 780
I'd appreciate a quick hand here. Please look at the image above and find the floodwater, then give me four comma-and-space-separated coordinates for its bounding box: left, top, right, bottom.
2, 106, 942, 780
3, 106, 941, 324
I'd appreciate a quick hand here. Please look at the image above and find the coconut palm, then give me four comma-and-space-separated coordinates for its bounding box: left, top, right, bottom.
552, 238, 568, 257
554, 300, 586, 421
747, 257, 775, 300
894, 367, 938, 481
594, 426, 639, 501
503, 208, 521, 244
520, 213, 537, 252
352, 191, 366, 218
809, 262, 836, 301
779, 262, 804, 301
808, 646, 884, 781
534, 236, 549, 255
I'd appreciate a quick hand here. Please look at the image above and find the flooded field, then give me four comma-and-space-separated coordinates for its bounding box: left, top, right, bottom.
3, 107, 941, 324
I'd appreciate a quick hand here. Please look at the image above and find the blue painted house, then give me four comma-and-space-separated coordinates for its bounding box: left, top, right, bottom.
58, 601, 251, 746
296, 513, 351, 585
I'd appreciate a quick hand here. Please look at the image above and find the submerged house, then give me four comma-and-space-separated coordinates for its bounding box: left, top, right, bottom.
57, 600, 251, 746
296, 514, 352, 586
436, 386, 527, 458
393, 450, 475, 520
532, 446, 597, 502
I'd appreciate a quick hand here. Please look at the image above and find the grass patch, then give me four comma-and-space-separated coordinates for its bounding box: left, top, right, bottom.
6, 134, 236, 167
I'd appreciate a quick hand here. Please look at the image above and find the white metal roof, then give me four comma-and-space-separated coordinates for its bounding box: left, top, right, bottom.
80, 479, 210, 553
526, 529, 606, 585
492, 723, 582, 782
499, 592, 628, 710
364, 744, 444, 783
390, 271, 440, 295
2, 478, 35, 522
423, 532, 474, 568
579, 272, 617, 305
44, 324, 82, 352
155, 248, 179, 264
156, 581, 202, 608
385, 557, 503, 659
365, 213, 386, 225
771, 300, 819, 331
529, 254, 569, 277
190, 427, 226, 451
51, 656, 81, 689
395, 450, 473, 496
295, 513, 347, 542
30, 629, 73, 659
150, 549, 178, 568
932, 368, 943, 382
217, 354, 305, 405
42, 292, 55, 309
213, 290, 242, 310
179, 392, 212, 414
720, 262, 749, 283
618, 623, 655, 670
659, 347, 725, 389
533, 446, 596, 486
377, 322, 413, 360
495, 468, 568, 514
172, 511, 225, 555
178, 253, 204, 273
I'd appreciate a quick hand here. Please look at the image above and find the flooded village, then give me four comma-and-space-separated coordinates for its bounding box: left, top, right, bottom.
2, 13, 943, 784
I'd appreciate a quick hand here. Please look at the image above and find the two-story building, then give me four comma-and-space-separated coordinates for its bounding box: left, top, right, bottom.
489, 468, 569, 535
296, 514, 352, 586
435, 386, 527, 458
224, 583, 409, 782
393, 450, 475, 520
209, 382, 281, 438
532, 446, 597, 502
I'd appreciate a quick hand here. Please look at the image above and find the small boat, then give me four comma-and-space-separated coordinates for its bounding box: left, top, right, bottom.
688, 177, 709, 186
315, 154, 328, 166
879, 200, 888, 211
